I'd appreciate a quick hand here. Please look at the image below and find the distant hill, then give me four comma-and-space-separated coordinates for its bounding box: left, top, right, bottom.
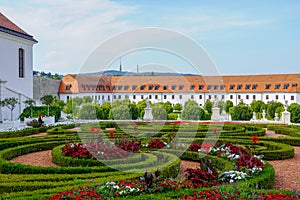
33, 71, 64, 80
84, 70, 197, 76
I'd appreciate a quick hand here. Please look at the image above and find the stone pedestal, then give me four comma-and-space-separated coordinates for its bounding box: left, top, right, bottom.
211, 107, 220, 121
177, 114, 181, 121
281, 111, 291, 124
143, 108, 153, 122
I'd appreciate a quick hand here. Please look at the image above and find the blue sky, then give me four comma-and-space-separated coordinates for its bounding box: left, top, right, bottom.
1, 0, 300, 75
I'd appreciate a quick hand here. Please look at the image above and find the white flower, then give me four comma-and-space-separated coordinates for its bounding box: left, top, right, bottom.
229, 179, 234, 184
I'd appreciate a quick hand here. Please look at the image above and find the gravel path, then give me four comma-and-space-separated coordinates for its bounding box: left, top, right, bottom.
10, 150, 58, 167
264, 129, 286, 138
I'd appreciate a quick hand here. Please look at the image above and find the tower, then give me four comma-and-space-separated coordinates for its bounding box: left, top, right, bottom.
119, 58, 122, 72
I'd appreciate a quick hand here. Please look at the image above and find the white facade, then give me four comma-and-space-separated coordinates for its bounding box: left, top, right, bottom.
0, 14, 37, 121
59, 91, 299, 108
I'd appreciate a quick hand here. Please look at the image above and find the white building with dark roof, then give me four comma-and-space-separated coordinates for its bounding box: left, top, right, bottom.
0, 12, 37, 121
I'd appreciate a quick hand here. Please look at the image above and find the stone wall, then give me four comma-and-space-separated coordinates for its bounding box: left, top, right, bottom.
33, 76, 61, 100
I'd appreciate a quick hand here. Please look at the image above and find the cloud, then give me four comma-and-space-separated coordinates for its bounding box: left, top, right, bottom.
0, 0, 138, 74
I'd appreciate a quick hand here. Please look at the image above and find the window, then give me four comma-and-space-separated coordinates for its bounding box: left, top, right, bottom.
246, 95, 249, 99
276, 95, 279, 100
252, 84, 257, 90
253, 95, 256, 100
149, 95, 152, 99
155, 95, 158, 99
220, 85, 225, 90
214, 85, 218, 90
283, 84, 289, 89
207, 85, 212, 90
133, 95, 136, 99
118, 85, 122, 90
291, 96, 294, 100
238, 95, 241, 99
132, 85, 137, 90
172, 95, 175, 99
179, 85, 184, 90
140, 85, 145, 90
172, 85, 176, 90
113, 85, 116, 90
230, 84, 235, 90
275, 84, 280, 89
292, 83, 297, 87
245, 84, 251, 90
237, 84, 242, 90
230, 95, 233, 99
19, 48, 25, 78
102, 95, 104, 100
148, 85, 153, 90
154, 85, 159, 90
179, 95, 182, 99
190, 85, 195, 90
198, 85, 204, 90
141, 95, 144, 99
222, 95, 225, 99
124, 85, 129, 90
118, 95, 121, 99
191, 95, 194, 99
106, 85, 110, 91
66, 84, 72, 91
114, 95, 117, 99
214, 95, 217, 99
266, 95, 269, 100
265, 84, 271, 89
208, 95, 211, 99
66, 96, 70, 101
164, 95, 167, 99
163, 85, 168, 90
199, 95, 202, 99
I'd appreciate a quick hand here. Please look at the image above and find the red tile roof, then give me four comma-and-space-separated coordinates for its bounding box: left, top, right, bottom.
58, 74, 300, 94
0, 12, 28, 35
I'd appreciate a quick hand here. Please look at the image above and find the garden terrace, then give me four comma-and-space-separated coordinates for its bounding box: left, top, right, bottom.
0, 122, 298, 199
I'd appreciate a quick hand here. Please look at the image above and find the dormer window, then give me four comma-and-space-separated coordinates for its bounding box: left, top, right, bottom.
275, 84, 280, 89
163, 85, 168, 90
252, 84, 257, 90
198, 85, 204, 90
207, 85, 212, 90
124, 85, 129, 90
132, 85, 137, 90
237, 84, 242, 90
230, 84, 235, 90
292, 83, 297, 87
140, 85, 145, 90
154, 85, 159, 90
283, 84, 289, 89
179, 85, 184, 90
265, 84, 271, 89
118, 85, 122, 90
172, 85, 176, 90
245, 84, 251, 90
214, 85, 218, 90
190, 85, 195, 90
220, 85, 224, 90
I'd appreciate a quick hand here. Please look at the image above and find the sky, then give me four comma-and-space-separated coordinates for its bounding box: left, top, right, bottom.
0, 0, 300, 75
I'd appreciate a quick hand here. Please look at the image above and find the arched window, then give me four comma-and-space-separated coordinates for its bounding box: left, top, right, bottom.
19, 48, 25, 78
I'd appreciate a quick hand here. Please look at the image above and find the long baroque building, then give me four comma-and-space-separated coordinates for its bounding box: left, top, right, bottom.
58, 74, 300, 107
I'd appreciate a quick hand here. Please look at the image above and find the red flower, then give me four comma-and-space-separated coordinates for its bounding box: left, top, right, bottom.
201, 142, 212, 153
95, 128, 101, 133
213, 127, 218, 132
110, 130, 114, 137
251, 135, 259, 143
133, 125, 138, 130
89, 127, 95, 133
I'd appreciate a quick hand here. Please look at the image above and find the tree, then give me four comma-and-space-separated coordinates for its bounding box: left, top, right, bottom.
78, 103, 97, 119
250, 100, 265, 113
204, 100, 213, 114
111, 100, 131, 120
101, 102, 112, 120
182, 100, 200, 120
163, 101, 173, 114
218, 100, 225, 114
0, 97, 18, 121
82, 96, 93, 104
288, 103, 300, 123
173, 103, 182, 111
23, 99, 36, 118
266, 101, 283, 120
40, 95, 54, 116
224, 100, 233, 114
129, 102, 139, 120
152, 104, 167, 120
137, 100, 147, 119
229, 105, 253, 121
